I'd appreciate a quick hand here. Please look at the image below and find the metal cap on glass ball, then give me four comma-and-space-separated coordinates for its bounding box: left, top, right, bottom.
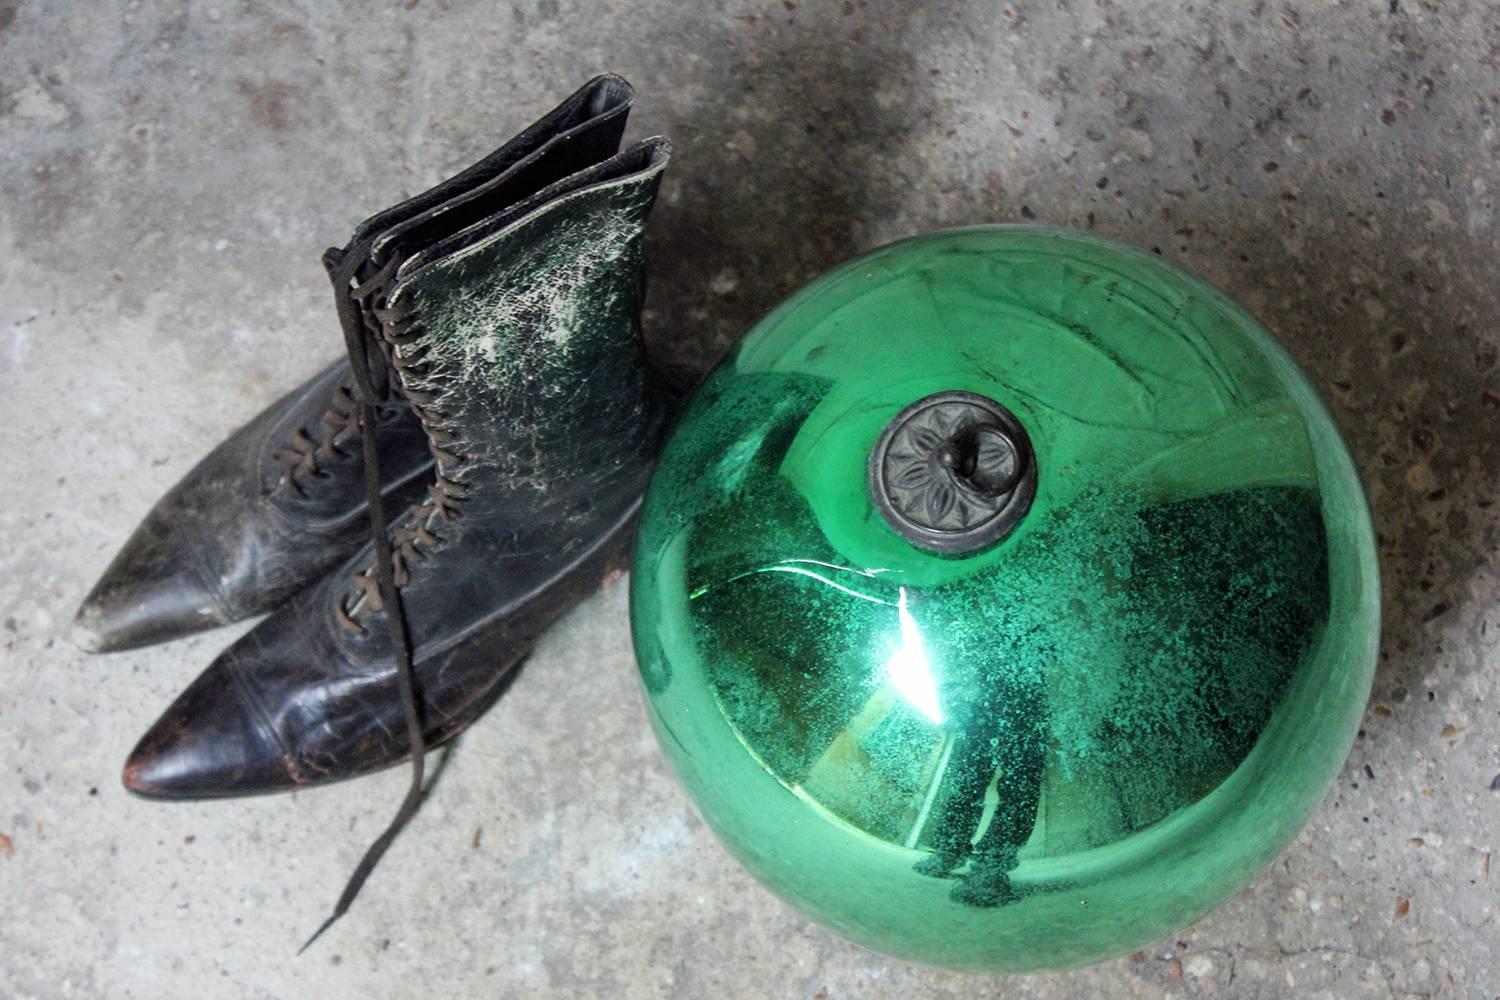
868, 390, 1037, 555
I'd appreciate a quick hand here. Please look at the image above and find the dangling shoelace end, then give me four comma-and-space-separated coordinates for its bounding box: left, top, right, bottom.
298, 248, 429, 955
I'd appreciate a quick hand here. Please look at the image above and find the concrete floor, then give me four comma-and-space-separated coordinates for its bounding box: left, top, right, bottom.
2, 1, 1497, 997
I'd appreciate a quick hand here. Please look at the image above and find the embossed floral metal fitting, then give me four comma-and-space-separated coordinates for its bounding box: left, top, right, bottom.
868, 390, 1037, 555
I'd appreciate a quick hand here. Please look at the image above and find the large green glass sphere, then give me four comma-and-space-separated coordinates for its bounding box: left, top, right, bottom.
629, 226, 1379, 972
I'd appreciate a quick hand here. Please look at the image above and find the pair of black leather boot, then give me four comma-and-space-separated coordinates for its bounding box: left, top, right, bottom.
75, 76, 674, 800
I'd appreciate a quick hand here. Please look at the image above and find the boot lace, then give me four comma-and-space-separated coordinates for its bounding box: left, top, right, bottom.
299, 245, 428, 954
270, 386, 361, 498
332, 294, 471, 633
270, 299, 407, 499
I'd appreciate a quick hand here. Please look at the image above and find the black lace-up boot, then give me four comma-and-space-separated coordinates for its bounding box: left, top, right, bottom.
72, 75, 637, 653
122, 136, 673, 798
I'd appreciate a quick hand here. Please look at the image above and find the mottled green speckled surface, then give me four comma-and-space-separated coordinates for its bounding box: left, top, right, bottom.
630, 226, 1379, 972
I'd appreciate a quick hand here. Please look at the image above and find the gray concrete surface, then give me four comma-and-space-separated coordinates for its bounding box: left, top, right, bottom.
2, 1, 1497, 997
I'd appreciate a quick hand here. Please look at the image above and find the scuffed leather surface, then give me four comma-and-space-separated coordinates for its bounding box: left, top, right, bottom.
76, 76, 639, 653
125, 140, 675, 797
74, 361, 432, 652
393, 140, 672, 488
125, 498, 641, 795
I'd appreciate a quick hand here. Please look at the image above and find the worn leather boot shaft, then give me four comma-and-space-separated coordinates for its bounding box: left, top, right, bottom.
74, 74, 636, 652
124, 137, 673, 798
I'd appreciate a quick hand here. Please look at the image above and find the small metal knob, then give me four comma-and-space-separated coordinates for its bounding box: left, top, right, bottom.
868, 390, 1037, 555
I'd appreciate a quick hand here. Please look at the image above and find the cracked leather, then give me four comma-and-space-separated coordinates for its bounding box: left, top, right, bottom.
74, 75, 638, 653
123, 134, 674, 797
74, 364, 432, 653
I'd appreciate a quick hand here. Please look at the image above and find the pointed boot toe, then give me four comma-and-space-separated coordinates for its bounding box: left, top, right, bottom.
123, 93, 676, 799
125, 498, 641, 798
74, 514, 232, 653
123, 660, 298, 799
125, 580, 440, 798
79, 79, 642, 652
74, 361, 436, 654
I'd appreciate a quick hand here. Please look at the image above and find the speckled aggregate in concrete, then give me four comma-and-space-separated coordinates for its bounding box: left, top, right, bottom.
2, 1, 1497, 997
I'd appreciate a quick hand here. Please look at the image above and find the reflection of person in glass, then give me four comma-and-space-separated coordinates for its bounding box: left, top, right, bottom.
906, 483, 1327, 907
913, 597, 1048, 908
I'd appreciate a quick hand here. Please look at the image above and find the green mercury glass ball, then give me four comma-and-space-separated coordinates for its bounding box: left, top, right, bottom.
629, 226, 1379, 972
